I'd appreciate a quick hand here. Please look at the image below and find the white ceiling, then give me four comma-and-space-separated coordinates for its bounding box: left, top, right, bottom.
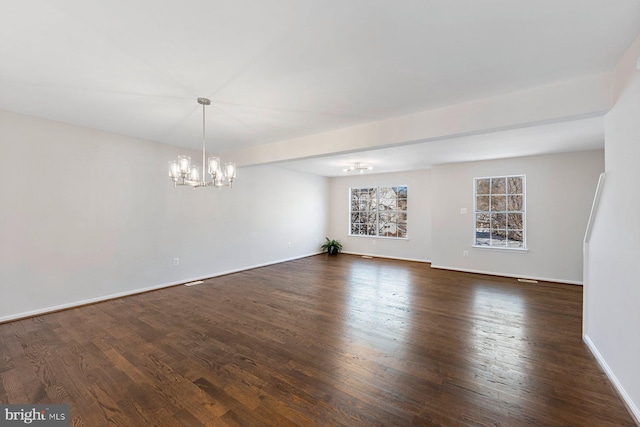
1, 1, 639, 174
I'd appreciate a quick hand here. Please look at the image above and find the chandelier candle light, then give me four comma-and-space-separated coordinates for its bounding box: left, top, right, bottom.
169, 98, 236, 189
343, 162, 373, 173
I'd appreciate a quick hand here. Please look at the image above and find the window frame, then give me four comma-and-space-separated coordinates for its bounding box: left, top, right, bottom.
349, 186, 408, 240
473, 174, 526, 250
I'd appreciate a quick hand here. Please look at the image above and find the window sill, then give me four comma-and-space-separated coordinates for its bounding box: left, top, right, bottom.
348, 234, 409, 241
472, 245, 528, 253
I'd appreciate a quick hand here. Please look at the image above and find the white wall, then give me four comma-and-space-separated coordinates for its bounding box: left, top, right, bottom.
584, 34, 640, 420
431, 150, 604, 284
328, 169, 431, 262
0, 110, 329, 322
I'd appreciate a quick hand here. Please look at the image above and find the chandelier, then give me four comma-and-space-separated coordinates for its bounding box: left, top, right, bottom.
343, 162, 373, 173
168, 98, 236, 188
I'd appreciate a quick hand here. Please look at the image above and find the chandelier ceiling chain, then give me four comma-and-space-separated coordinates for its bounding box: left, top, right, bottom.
168, 98, 236, 189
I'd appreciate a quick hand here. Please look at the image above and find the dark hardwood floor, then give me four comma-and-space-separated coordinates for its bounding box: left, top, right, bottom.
0, 254, 635, 426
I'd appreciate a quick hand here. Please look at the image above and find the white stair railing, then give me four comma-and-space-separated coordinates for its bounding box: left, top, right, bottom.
584, 173, 606, 244
583, 172, 606, 337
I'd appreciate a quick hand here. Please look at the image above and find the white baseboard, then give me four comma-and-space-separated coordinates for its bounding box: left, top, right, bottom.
200, 251, 323, 279
584, 335, 640, 424
429, 264, 583, 285
0, 281, 186, 324
342, 251, 430, 263
0, 252, 322, 324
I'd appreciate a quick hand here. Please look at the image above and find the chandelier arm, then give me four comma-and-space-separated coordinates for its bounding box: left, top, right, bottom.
169, 97, 234, 190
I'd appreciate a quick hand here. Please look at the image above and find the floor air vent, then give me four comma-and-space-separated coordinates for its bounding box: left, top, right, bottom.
184, 281, 204, 287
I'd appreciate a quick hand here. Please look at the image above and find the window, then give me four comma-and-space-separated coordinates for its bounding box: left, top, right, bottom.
350, 186, 407, 238
474, 175, 525, 249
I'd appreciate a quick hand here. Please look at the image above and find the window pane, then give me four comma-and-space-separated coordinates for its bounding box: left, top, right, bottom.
508, 230, 524, 246
508, 176, 523, 194
370, 195, 378, 210
380, 187, 400, 210
380, 227, 396, 237
508, 195, 523, 211
491, 196, 506, 212
476, 230, 490, 245
349, 186, 407, 239
379, 212, 390, 226
491, 213, 506, 230
476, 179, 490, 195
491, 178, 506, 194
366, 213, 377, 227
379, 222, 394, 237
379, 197, 396, 211
491, 232, 507, 247
508, 213, 523, 230
491, 230, 508, 246
473, 175, 525, 249
379, 213, 395, 237
476, 196, 490, 211
397, 224, 407, 238
476, 213, 490, 229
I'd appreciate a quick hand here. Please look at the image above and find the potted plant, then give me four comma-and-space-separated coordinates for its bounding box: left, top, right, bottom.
321, 237, 343, 255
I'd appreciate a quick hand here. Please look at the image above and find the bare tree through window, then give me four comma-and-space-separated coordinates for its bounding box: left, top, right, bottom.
474, 176, 525, 248
350, 187, 408, 238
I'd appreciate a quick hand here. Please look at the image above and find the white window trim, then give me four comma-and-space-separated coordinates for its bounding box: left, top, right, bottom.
472, 245, 528, 252
348, 186, 408, 240
473, 174, 526, 250
350, 234, 410, 241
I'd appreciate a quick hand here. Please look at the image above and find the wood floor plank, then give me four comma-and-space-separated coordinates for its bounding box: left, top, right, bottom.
0, 254, 636, 426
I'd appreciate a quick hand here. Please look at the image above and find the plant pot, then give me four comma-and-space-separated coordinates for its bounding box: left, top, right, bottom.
328, 247, 339, 255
